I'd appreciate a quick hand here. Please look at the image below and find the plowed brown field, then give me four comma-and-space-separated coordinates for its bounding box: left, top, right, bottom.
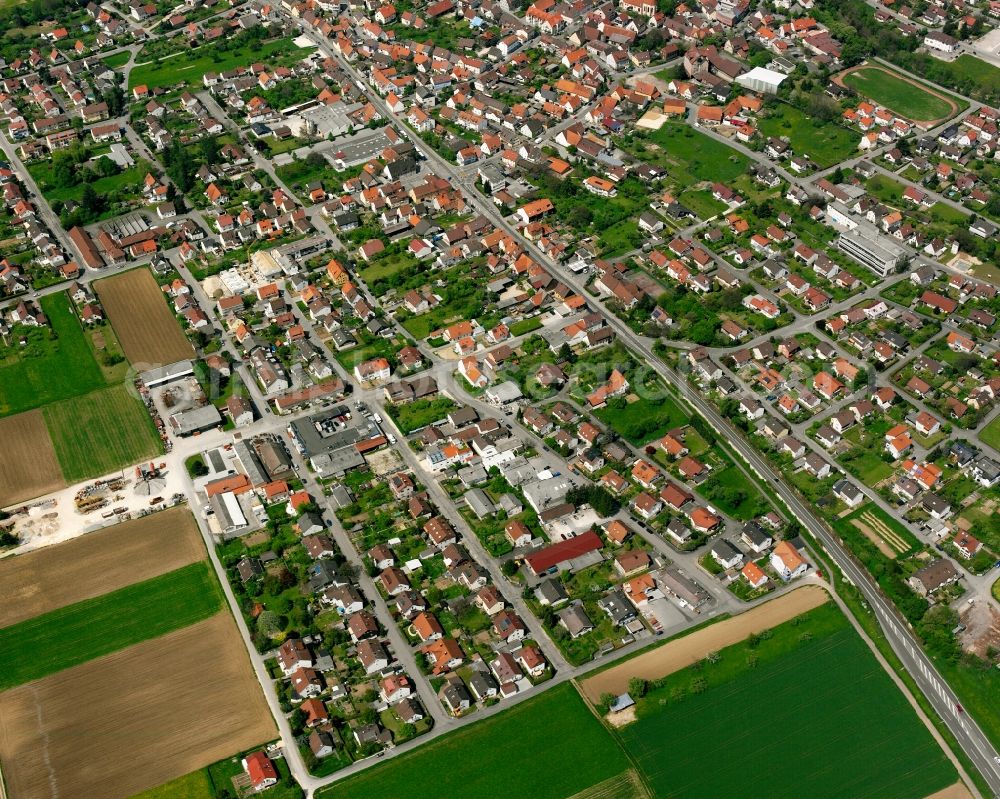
0, 411, 64, 507
0, 506, 205, 627
95, 268, 194, 367
0, 612, 275, 799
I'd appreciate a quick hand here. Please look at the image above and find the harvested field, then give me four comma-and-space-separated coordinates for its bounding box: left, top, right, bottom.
95, 268, 194, 367
0, 411, 65, 506
0, 612, 276, 799
580, 585, 828, 702
0, 506, 204, 627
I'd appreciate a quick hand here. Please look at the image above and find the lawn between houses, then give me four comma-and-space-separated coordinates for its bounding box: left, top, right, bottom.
128, 37, 304, 90
615, 602, 957, 799
0, 561, 222, 690
756, 102, 857, 169
314, 683, 631, 799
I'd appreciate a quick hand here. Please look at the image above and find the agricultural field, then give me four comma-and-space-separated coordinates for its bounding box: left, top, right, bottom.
581, 586, 828, 702
128, 37, 302, 89
95, 267, 195, 366
0, 561, 222, 690
0, 291, 106, 416
0, 506, 205, 627
315, 683, 630, 799
43, 383, 162, 482
0, 410, 65, 506
756, 103, 857, 169
840, 65, 958, 123
0, 613, 276, 799
614, 603, 957, 799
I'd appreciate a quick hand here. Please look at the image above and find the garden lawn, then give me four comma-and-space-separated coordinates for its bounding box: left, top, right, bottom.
981, 415, 1000, 451
0, 292, 107, 416
44, 383, 163, 482
388, 396, 456, 434
595, 394, 687, 446
698, 462, 770, 520
28, 160, 154, 207
129, 37, 301, 89
756, 103, 857, 169
101, 50, 132, 70
509, 317, 542, 336
314, 683, 629, 799
641, 122, 750, 187
0, 562, 223, 689
616, 603, 956, 799
842, 67, 955, 122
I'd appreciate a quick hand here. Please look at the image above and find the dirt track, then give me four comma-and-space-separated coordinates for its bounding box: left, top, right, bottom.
0, 411, 64, 507
832, 64, 959, 129
0, 612, 275, 799
580, 585, 829, 702
0, 506, 205, 627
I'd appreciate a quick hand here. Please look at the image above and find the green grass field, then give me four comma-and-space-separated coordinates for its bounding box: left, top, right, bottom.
129, 769, 214, 799
698, 462, 770, 520
981, 415, 1000, 451
101, 50, 132, 70
129, 37, 301, 89
27, 160, 154, 208
937, 55, 1000, 98
315, 683, 630, 799
616, 603, 957, 799
757, 103, 857, 169
0, 562, 222, 689
388, 396, 455, 434
0, 292, 107, 416
641, 122, 750, 187
44, 383, 163, 482
595, 394, 687, 446
843, 66, 955, 122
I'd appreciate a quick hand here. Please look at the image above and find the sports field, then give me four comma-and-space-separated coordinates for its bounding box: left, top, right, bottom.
43, 382, 163, 482
0, 410, 64, 506
0, 291, 106, 416
0, 561, 222, 689
0, 613, 276, 799
615, 603, 957, 799
0, 506, 205, 627
315, 683, 631, 799
95, 267, 194, 367
840, 65, 957, 123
